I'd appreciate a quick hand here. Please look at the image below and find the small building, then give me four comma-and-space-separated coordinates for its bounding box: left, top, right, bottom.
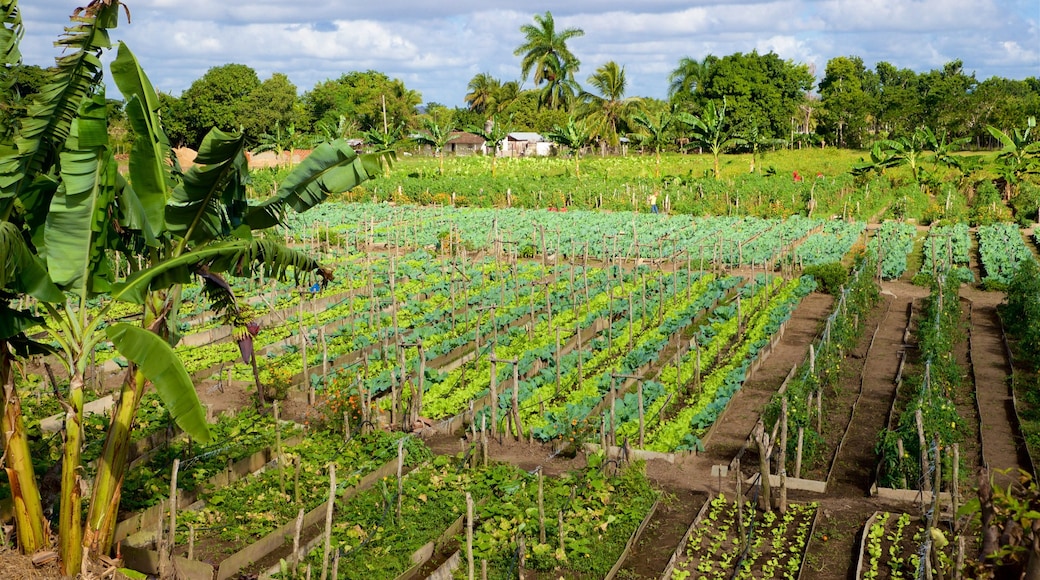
447, 131, 486, 156
504, 132, 551, 157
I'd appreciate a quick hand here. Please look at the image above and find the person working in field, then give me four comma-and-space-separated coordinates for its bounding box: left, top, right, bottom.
648, 193, 659, 214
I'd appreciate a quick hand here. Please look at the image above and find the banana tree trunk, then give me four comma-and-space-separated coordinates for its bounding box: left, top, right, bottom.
82, 366, 145, 557
58, 371, 85, 576
0, 347, 48, 553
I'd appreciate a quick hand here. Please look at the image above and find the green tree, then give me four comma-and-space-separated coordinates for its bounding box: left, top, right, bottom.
465, 73, 500, 116
818, 56, 875, 148
578, 61, 639, 150
987, 116, 1040, 199
873, 61, 922, 137
545, 116, 593, 177
237, 72, 299, 143
514, 11, 584, 110
303, 70, 421, 134
176, 63, 260, 147
697, 51, 813, 141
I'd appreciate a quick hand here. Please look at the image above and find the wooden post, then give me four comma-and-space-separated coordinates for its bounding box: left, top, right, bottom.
795, 427, 804, 479
735, 458, 743, 546
275, 400, 285, 495
511, 359, 523, 441
321, 465, 336, 580
756, 422, 772, 512
538, 471, 546, 544
168, 459, 180, 570
555, 328, 561, 398
466, 492, 475, 580
917, 409, 931, 491
397, 439, 405, 525
637, 381, 645, 448
188, 524, 195, 561
490, 358, 498, 439
294, 456, 302, 504
952, 444, 960, 533
292, 507, 305, 575
779, 398, 788, 476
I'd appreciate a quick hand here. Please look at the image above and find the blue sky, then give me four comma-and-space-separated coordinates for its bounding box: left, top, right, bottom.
18, 0, 1040, 106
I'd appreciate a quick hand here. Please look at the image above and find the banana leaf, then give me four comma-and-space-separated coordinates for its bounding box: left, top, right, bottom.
106, 322, 210, 443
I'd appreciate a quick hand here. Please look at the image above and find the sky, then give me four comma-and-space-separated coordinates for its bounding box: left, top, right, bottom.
18, 0, 1040, 107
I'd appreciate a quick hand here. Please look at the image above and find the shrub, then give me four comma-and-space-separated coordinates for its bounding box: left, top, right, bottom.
803, 262, 849, 295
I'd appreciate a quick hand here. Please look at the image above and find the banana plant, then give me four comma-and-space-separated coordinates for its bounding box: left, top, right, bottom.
412, 117, 458, 175
987, 116, 1040, 199
545, 116, 592, 178
680, 99, 739, 180
467, 115, 510, 178
0, 1, 388, 573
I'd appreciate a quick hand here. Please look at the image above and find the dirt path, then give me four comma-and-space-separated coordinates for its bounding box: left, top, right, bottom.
826, 283, 924, 497
962, 287, 1027, 488
700, 292, 835, 463
614, 488, 706, 579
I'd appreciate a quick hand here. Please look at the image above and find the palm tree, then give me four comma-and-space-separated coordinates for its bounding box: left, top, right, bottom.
668, 54, 715, 105
537, 59, 581, 111
546, 116, 593, 178
578, 61, 639, 150
514, 11, 584, 110
465, 73, 500, 115
681, 100, 739, 179
467, 115, 511, 177
413, 117, 459, 174
630, 109, 677, 178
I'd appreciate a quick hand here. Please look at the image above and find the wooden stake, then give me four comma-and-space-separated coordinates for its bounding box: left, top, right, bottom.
916, 409, 930, 491
168, 459, 180, 561
275, 401, 285, 495
292, 507, 305, 575
397, 439, 405, 525
321, 465, 336, 580
538, 471, 546, 544
466, 492, 475, 580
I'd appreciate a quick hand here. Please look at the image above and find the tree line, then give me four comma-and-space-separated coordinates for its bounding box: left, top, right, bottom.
4, 11, 1037, 156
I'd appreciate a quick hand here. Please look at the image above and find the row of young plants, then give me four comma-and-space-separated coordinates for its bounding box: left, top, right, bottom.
287, 202, 879, 267
251, 257, 558, 398
790, 220, 867, 267
642, 275, 817, 451
1000, 259, 1040, 463
876, 274, 966, 490
670, 493, 818, 579
977, 222, 1036, 288
414, 267, 635, 420
316, 264, 654, 434
178, 430, 431, 547
516, 271, 722, 440
280, 452, 656, 580
857, 511, 951, 580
